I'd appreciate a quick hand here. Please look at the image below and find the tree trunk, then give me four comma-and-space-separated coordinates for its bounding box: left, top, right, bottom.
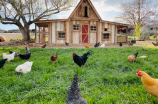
19, 25, 30, 43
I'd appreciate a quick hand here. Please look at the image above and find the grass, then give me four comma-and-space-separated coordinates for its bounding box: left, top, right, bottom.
1, 46, 158, 103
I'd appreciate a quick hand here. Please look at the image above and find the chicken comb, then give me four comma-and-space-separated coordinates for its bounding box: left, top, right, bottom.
137, 69, 141, 73
1, 53, 3, 55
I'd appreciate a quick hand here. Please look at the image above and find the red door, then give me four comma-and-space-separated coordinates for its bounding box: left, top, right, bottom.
82, 25, 88, 43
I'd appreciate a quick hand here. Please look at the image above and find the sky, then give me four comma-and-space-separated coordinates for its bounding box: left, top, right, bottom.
0, 0, 128, 31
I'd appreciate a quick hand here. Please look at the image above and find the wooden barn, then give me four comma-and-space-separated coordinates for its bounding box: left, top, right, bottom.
34, 0, 129, 45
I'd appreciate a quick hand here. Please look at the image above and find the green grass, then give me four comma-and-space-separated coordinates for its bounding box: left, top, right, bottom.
1, 46, 158, 103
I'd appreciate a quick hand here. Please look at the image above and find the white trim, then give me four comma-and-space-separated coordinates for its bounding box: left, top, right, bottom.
52, 23, 55, 43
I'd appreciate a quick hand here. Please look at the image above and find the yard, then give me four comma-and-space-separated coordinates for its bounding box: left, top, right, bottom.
1, 46, 158, 103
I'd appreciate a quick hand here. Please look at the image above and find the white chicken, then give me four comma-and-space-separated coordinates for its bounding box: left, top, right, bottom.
1, 52, 15, 62
15, 61, 33, 74
100, 42, 105, 47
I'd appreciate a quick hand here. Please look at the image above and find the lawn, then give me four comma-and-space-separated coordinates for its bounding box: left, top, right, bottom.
0, 46, 158, 104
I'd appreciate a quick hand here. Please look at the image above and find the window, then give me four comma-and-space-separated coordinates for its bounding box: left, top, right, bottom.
84, 6, 88, 17
104, 28, 108, 31
73, 25, 79, 30
91, 26, 96, 31
103, 33, 109, 39
58, 32, 65, 39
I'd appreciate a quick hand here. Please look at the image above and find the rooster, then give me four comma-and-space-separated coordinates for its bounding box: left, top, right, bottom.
25, 47, 30, 54
66, 74, 88, 104
19, 53, 31, 60
84, 44, 91, 48
127, 52, 138, 62
50, 53, 58, 63
137, 69, 158, 98
65, 42, 69, 46
119, 42, 122, 47
0, 59, 7, 68
1, 52, 15, 62
152, 42, 158, 46
42, 44, 46, 48
15, 61, 33, 74
72, 50, 93, 67
9, 50, 20, 57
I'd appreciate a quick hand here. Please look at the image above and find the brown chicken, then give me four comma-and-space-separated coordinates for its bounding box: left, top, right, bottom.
127, 52, 138, 62
128, 42, 133, 46
50, 53, 58, 63
137, 69, 158, 98
84, 44, 91, 48
152, 42, 158, 46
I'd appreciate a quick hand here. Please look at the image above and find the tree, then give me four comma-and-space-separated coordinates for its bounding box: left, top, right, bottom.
120, 0, 158, 38
134, 20, 145, 39
0, 0, 74, 43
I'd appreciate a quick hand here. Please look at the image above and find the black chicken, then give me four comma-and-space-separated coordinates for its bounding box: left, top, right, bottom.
19, 53, 31, 60
0, 59, 7, 68
94, 42, 100, 48
66, 74, 88, 104
72, 50, 93, 67
119, 42, 122, 47
65, 42, 69, 46
42, 44, 46, 48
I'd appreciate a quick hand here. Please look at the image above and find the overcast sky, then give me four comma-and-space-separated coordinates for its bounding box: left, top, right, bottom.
0, 0, 129, 30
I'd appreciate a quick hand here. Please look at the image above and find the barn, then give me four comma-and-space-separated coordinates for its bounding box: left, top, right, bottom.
34, 0, 129, 45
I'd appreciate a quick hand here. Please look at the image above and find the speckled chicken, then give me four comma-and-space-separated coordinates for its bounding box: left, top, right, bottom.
66, 74, 88, 104
50, 53, 58, 63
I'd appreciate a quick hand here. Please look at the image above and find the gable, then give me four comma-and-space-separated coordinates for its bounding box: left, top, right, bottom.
68, 0, 102, 20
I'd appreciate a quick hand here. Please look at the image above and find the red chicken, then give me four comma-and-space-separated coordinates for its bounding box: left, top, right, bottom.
50, 53, 58, 63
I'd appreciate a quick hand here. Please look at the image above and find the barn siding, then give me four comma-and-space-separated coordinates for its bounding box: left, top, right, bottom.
52, 22, 55, 43
90, 32, 96, 43
112, 25, 115, 43
66, 21, 69, 43
73, 32, 80, 44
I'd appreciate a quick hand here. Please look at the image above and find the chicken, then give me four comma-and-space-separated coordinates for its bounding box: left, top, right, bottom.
42, 44, 46, 48
119, 42, 122, 47
65, 42, 69, 46
152, 42, 158, 46
15, 61, 33, 74
9, 50, 20, 57
25, 47, 30, 54
128, 42, 133, 46
19, 53, 31, 60
94, 42, 100, 48
84, 44, 91, 48
127, 52, 138, 62
66, 74, 88, 104
50, 53, 58, 63
1, 52, 15, 62
100, 43, 105, 47
137, 69, 158, 98
72, 50, 93, 67
0, 59, 7, 68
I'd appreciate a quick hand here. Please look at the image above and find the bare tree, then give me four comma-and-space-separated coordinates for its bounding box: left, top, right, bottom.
0, 0, 74, 43
120, 0, 158, 27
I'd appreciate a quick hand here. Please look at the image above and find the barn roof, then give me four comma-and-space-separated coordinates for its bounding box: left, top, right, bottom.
68, 0, 102, 20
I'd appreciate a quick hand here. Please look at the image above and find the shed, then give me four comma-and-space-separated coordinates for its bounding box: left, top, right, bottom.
34, 0, 129, 45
